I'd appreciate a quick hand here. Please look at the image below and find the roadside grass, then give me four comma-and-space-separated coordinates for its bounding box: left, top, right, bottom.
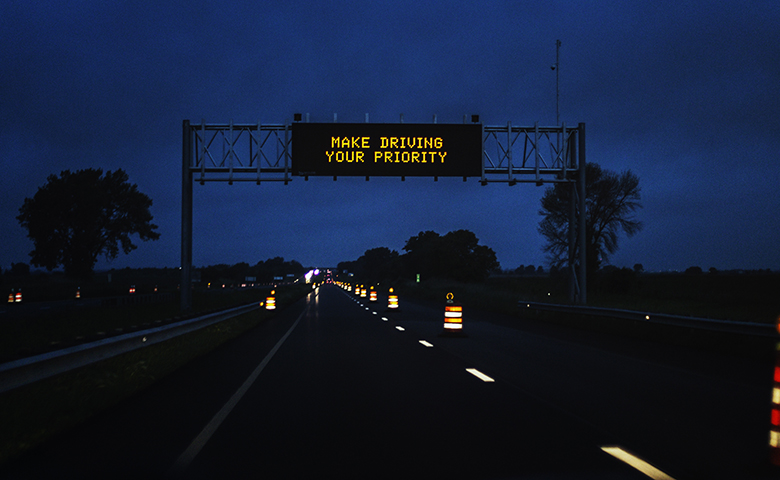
394, 275, 778, 360
394, 278, 523, 315
0, 284, 311, 466
0, 287, 280, 362
395, 273, 780, 324
585, 272, 780, 324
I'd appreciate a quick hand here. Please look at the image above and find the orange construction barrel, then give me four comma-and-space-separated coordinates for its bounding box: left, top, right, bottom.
440, 292, 466, 337
387, 288, 399, 310
265, 290, 276, 310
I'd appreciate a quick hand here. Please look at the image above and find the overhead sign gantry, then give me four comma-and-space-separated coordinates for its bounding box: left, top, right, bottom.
181, 116, 587, 311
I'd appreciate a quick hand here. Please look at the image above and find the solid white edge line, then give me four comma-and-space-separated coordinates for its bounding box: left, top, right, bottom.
601, 446, 676, 480
169, 303, 308, 474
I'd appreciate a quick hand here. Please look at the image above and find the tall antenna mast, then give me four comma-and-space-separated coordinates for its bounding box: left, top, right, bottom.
554, 39, 561, 125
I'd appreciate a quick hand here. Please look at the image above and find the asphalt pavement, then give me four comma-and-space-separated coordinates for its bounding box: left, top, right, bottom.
1, 284, 776, 479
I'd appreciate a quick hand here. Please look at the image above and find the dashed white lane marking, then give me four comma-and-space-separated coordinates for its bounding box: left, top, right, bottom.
466, 368, 495, 383
601, 446, 676, 480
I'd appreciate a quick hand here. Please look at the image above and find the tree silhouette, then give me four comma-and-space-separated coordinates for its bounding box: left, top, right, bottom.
17, 168, 160, 278
340, 247, 400, 284
538, 163, 642, 276
401, 230, 444, 281
402, 229, 498, 282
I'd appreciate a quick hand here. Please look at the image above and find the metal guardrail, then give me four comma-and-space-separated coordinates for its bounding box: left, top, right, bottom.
0, 303, 260, 394
519, 301, 778, 338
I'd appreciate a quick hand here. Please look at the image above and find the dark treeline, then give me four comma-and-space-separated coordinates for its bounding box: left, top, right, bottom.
199, 257, 306, 285
0, 257, 306, 286
337, 229, 499, 285
0, 258, 307, 301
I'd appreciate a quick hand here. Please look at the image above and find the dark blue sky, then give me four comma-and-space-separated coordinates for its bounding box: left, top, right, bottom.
2, 0, 779, 273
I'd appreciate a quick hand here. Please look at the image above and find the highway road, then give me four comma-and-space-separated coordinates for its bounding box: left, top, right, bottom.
1, 284, 776, 479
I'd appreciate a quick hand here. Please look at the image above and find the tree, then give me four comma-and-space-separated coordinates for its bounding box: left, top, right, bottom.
401, 229, 499, 282
538, 163, 642, 277
247, 257, 304, 283
685, 266, 703, 275
401, 230, 444, 280
345, 247, 400, 284
9, 262, 30, 277
17, 168, 160, 278
438, 230, 499, 282
599, 266, 638, 294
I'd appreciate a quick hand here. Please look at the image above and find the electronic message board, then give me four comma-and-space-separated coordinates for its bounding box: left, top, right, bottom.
291, 123, 482, 177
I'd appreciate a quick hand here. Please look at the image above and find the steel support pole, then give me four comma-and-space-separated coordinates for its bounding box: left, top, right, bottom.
568, 125, 577, 302
577, 123, 587, 304
181, 120, 193, 312
568, 180, 577, 302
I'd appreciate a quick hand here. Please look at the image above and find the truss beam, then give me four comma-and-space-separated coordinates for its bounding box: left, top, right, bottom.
183, 120, 583, 185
